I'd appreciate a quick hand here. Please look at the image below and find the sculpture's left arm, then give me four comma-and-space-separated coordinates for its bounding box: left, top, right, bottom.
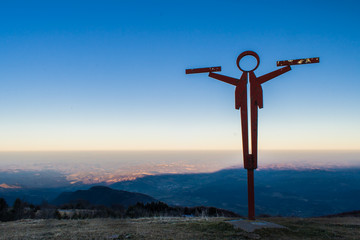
257, 66, 291, 84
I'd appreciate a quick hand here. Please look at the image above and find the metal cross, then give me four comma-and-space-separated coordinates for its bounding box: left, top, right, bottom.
186, 51, 319, 220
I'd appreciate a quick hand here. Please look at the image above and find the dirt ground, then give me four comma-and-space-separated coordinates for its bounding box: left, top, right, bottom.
0, 217, 359, 240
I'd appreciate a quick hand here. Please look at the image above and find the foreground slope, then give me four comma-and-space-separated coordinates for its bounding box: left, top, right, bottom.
0, 217, 359, 240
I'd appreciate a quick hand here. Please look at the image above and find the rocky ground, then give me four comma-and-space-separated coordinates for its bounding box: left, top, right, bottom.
0, 216, 359, 240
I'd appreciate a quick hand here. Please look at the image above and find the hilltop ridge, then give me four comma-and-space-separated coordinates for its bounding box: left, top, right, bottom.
52, 186, 156, 207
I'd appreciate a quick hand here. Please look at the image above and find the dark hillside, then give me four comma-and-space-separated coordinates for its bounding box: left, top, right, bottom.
52, 186, 157, 207
111, 168, 360, 217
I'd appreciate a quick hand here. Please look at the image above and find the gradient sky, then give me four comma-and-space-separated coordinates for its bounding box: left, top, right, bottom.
0, 0, 359, 151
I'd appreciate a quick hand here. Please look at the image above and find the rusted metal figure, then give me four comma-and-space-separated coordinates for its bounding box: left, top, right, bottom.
186, 51, 319, 220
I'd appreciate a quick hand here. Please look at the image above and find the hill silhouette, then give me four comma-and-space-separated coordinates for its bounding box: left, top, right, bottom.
111, 168, 360, 217
52, 186, 157, 207
2, 168, 360, 217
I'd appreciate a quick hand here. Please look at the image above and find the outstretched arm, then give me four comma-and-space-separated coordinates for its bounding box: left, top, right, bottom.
257, 66, 291, 84
208, 72, 238, 86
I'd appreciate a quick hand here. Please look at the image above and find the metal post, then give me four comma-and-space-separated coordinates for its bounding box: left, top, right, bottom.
247, 169, 255, 220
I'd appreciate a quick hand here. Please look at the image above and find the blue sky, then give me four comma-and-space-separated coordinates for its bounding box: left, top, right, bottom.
0, 0, 359, 151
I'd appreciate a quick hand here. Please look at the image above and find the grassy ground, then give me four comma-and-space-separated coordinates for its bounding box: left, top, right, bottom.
0, 217, 359, 240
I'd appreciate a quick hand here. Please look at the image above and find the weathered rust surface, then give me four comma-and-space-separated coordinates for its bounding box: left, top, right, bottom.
185, 66, 221, 74
277, 57, 319, 66
258, 65, 291, 84
208, 72, 237, 86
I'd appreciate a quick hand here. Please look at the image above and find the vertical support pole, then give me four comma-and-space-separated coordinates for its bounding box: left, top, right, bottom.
249, 72, 259, 170
240, 83, 249, 169
250, 103, 258, 169
247, 169, 255, 220
248, 71, 259, 220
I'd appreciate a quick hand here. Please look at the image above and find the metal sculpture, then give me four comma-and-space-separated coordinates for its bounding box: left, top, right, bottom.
186, 51, 319, 220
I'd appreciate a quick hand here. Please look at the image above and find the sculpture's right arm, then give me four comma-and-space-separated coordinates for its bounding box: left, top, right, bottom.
208, 72, 237, 86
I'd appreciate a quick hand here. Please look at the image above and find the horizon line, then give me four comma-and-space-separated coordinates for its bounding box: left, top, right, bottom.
0, 149, 359, 153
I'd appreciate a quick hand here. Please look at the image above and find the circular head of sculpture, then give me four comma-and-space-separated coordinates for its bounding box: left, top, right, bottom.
236, 51, 260, 72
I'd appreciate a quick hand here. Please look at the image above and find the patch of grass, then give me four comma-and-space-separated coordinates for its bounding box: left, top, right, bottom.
259, 217, 360, 240
0, 217, 359, 240
184, 221, 245, 239
188, 221, 235, 232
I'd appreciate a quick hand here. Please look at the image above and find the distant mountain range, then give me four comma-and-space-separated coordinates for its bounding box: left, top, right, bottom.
1, 167, 360, 217
52, 186, 157, 207
110, 168, 360, 217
